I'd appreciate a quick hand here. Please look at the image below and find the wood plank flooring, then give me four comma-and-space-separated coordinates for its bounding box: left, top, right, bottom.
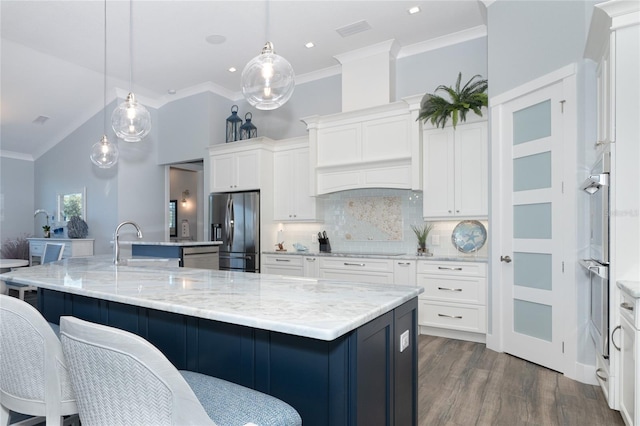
418, 335, 624, 426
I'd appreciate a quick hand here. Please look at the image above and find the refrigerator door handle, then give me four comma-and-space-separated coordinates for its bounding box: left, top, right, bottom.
229, 197, 235, 247
224, 196, 231, 248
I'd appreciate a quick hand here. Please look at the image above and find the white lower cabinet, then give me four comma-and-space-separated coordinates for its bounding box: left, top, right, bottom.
417, 260, 487, 341
27, 238, 94, 266
393, 260, 416, 286
303, 256, 319, 278
262, 254, 303, 277
317, 257, 394, 285
619, 289, 639, 426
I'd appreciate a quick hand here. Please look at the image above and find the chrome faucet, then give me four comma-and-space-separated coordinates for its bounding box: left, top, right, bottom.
34, 209, 50, 227
114, 221, 143, 264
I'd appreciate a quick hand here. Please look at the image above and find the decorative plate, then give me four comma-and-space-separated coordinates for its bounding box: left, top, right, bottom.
451, 220, 487, 253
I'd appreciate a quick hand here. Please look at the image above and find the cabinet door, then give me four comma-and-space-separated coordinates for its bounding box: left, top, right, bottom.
303, 256, 319, 278
210, 153, 236, 192
393, 260, 416, 286
423, 127, 455, 218
273, 151, 294, 220
619, 313, 637, 426
455, 121, 488, 217
235, 150, 260, 191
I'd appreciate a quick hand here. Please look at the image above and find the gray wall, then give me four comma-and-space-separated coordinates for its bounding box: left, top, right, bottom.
0, 157, 34, 241
396, 36, 488, 100
487, 0, 596, 98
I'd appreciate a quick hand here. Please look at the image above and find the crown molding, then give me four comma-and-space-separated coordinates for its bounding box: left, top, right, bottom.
0, 150, 34, 161
397, 25, 487, 59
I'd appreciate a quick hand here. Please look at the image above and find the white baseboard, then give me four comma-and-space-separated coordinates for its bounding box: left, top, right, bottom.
419, 325, 486, 344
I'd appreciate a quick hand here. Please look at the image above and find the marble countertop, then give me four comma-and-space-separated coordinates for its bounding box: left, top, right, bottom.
122, 240, 223, 247
262, 250, 488, 263
618, 280, 640, 298
0, 255, 422, 341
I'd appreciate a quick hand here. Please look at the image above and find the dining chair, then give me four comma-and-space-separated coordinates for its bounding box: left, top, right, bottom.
59, 316, 302, 426
5, 243, 65, 300
0, 295, 78, 426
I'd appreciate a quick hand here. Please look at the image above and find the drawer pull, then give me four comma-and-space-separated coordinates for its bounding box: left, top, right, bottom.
305, 258, 316, 262
275, 259, 290, 262
438, 287, 463, 292
611, 325, 621, 351
438, 266, 463, 271
595, 368, 608, 382
344, 262, 365, 267
438, 313, 463, 319
621, 302, 634, 311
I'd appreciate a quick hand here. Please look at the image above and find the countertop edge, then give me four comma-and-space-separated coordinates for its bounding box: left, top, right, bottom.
262, 251, 487, 262
618, 280, 640, 298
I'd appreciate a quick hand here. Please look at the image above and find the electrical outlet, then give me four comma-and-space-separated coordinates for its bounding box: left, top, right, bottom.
400, 330, 410, 352
311, 233, 318, 243
431, 234, 440, 246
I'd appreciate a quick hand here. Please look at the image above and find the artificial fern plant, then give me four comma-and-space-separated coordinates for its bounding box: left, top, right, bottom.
418, 72, 488, 129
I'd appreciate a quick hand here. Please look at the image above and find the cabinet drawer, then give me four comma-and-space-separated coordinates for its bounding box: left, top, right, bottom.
29, 241, 45, 256
620, 290, 639, 329
418, 275, 486, 305
318, 269, 394, 285
319, 257, 393, 272
263, 255, 303, 267
419, 301, 486, 333
417, 261, 486, 277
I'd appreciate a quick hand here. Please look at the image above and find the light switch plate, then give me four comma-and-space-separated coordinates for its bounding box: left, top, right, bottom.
400, 330, 410, 352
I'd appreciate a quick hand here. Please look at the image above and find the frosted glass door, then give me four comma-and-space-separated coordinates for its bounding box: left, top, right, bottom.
500, 82, 565, 372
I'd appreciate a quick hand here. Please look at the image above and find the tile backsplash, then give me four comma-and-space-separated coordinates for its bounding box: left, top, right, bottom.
273, 188, 488, 258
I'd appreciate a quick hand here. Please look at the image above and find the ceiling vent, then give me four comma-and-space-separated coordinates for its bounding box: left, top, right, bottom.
336, 20, 371, 38
32, 115, 50, 125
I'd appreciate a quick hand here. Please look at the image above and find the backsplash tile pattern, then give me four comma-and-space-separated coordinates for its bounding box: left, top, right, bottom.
274, 188, 488, 258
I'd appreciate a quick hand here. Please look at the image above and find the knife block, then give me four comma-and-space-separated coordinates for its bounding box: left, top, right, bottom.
319, 237, 331, 253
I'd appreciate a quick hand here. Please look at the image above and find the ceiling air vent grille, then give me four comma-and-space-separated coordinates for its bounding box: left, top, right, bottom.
32, 115, 50, 125
336, 20, 371, 38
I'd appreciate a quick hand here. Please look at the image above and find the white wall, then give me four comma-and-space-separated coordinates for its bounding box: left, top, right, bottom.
0, 157, 34, 241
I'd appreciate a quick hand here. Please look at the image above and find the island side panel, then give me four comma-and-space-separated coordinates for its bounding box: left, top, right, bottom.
38, 288, 418, 426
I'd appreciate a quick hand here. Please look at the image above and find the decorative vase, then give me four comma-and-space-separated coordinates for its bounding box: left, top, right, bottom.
44, 230, 50, 238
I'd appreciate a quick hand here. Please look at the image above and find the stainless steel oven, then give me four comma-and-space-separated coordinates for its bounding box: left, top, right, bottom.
580, 151, 610, 359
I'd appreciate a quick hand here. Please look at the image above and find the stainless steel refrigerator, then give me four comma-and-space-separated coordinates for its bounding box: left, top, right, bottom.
209, 191, 260, 273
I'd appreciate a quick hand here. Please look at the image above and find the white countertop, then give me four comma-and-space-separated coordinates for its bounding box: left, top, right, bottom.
0, 255, 422, 341
262, 250, 488, 263
618, 280, 640, 298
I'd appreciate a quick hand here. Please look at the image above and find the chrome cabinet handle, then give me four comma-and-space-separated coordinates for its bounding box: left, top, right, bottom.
305, 258, 316, 262
438, 266, 463, 271
275, 259, 290, 262
500, 256, 512, 263
611, 325, 621, 351
344, 262, 365, 267
621, 302, 634, 311
438, 313, 463, 319
595, 368, 608, 382
397, 262, 411, 266
438, 287, 463, 292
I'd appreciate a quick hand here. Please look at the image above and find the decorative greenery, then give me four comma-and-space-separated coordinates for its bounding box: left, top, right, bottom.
410, 223, 433, 248
42, 225, 51, 232
1, 234, 32, 260
418, 72, 488, 129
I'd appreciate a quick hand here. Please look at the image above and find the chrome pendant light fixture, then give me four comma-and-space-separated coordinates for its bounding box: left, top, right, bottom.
111, 0, 151, 142
241, 0, 295, 110
90, 0, 119, 169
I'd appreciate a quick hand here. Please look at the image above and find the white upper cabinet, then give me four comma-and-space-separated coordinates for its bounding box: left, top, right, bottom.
423, 120, 488, 219
273, 137, 322, 222
303, 97, 423, 195
208, 138, 274, 193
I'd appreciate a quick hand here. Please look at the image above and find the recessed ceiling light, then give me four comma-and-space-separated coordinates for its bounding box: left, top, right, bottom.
408, 6, 421, 14
167, 89, 177, 95
305, 42, 315, 49
205, 34, 226, 45
228, 67, 237, 73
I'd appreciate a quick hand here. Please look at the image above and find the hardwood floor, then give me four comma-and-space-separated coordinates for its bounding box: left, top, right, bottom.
418, 335, 624, 426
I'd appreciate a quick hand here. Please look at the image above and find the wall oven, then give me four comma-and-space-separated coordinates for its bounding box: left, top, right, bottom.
580, 151, 610, 359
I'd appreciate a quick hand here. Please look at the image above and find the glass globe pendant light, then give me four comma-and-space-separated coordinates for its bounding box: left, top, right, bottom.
90, 0, 119, 169
111, 0, 151, 142
241, 1, 294, 110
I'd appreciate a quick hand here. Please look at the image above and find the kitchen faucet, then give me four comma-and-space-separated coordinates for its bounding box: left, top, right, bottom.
34, 209, 50, 227
114, 221, 143, 264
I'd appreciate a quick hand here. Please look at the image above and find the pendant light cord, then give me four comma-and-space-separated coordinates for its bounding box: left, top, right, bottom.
265, 0, 270, 42
128, 0, 133, 92
103, 0, 108, 135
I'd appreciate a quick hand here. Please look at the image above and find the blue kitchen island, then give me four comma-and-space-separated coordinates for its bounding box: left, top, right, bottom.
1, 256, 422, 426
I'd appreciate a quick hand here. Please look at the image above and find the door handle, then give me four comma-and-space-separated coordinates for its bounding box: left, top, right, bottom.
611, 325, 621, 351
500, 255, 512, 263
